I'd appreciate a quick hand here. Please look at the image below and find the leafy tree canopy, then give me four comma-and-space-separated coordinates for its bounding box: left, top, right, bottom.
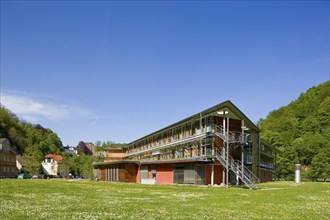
0, 106, 64, 174
259, 81, 330, 180
95, 140, 126, 150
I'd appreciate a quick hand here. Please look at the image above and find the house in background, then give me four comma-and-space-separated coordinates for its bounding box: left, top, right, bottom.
0, 138, 17, 178
93, 100, 276, 189
93, 148, 127, 179
16, 155, 24, 173
62, 145, 77, 155
42, 154, 63, 176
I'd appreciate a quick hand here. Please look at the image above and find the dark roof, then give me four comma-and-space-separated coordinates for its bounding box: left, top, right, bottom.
17, 155, 25, 165
0, 138, 9, 143
123, 100, 259, 148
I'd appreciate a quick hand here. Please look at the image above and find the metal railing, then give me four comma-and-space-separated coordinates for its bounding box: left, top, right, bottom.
215, 148, 259, 189
214, 125, 250, 143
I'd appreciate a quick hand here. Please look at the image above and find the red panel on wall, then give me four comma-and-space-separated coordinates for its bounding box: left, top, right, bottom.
156, 164, 173, 184
214, 164, 223, 185
204, 164, 224, 185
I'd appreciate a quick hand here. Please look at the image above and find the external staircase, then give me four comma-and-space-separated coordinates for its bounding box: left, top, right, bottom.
213, 125, 259, 190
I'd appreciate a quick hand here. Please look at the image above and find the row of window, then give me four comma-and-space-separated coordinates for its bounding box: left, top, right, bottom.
104, 166, 119, 182
1, 166, 16, 173
132, 141, 213, 161
140, 165, 206, 185
260, 144, 275, 157
260, 154, 274, 167
1, 155, 16, 163
126, 117, 217, 155
259, 169, 273, 180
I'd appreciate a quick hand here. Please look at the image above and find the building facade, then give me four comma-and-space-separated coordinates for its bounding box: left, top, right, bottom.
0, 138, 17, 178
42, 154, 64, 176
93, 101, 275, 189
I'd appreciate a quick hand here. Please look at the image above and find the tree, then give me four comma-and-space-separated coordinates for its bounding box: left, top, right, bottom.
0, 107, 63, 156
23, 153, 42, 175
308, 147, 330, 181
67, 155, 99, 179
260, 81, 330, 180
58, 157, 70, 176
275, 145, 299, 180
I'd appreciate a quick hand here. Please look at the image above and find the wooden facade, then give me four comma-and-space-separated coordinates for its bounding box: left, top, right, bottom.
0, 138, 17, 178
93, 101, 276, 188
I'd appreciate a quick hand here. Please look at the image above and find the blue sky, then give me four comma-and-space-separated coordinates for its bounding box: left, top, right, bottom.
1, 1, 329, 146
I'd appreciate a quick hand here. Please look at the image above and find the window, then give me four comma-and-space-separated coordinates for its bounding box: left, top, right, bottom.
206, 116, 213, 132
140, 166, 148, 180
174, 167, 184, 184
245, 147, 253, 164
246, 156, 253, 164
151, 166, 156, 179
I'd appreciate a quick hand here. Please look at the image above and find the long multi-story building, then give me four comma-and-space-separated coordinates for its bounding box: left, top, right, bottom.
93, 101, 276, 189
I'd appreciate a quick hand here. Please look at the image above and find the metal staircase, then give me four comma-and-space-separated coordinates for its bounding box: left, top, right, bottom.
213, 125, 259, 190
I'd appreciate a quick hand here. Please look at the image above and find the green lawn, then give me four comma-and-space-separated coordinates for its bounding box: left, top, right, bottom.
0, 180, 329, 220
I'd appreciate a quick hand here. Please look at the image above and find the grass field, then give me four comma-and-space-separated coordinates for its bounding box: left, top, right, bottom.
0, 180, 329, 220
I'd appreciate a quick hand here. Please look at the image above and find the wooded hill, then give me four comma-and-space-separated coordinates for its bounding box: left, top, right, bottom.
0, 106, 63, 158
259, 81, 330, 180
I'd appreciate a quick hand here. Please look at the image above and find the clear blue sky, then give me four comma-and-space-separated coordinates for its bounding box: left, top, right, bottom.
1, 1, 329, 146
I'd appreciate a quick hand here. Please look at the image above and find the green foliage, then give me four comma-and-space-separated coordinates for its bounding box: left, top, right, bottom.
0, 106, 64, 174
0, 107, 28, 153
22, 153, 43, 175
260, 81, 330, 180
308, 147, 330, 181
65, 155, 99, 178
95, 140, 126, 151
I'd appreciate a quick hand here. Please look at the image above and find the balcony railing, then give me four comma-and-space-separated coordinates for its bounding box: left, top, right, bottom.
126, 124, 252, 158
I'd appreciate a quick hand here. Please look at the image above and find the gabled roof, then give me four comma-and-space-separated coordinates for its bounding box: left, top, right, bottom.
44, 154, 64, 163
123, 100, 259, 148
17, 155, 25, 165
0, 138, 9, 143
0, 138, 16, 153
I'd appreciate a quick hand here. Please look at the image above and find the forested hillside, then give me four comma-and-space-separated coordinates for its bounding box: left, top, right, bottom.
0, 106, 63, 160
259, 81, 330, 180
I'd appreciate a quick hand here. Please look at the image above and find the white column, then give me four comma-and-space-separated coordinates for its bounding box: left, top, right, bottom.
211, 164, 214, 185
295, 164, 301, 183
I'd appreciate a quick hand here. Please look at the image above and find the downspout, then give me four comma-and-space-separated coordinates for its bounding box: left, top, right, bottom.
258, 129, 261, 180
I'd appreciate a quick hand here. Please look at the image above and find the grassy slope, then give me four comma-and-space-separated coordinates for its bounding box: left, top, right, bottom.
0, 180, 329, 220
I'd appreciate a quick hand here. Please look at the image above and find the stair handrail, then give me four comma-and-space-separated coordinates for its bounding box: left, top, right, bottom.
214, 125, 242, 143
234, 159, 260, 184
215, 148, 257, 189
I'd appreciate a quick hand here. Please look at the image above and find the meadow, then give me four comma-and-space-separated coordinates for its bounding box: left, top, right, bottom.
0, 179, 329, 220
